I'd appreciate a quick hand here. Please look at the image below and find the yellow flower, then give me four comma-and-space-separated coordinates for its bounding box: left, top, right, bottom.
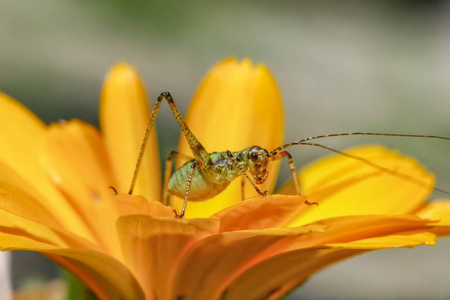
0, 58, 449, 300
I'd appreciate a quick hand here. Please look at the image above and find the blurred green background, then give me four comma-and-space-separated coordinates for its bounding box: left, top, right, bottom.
1, 0, 449, 299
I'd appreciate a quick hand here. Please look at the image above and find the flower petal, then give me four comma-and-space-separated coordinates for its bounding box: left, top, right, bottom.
0, 233, 144, 300
100, 63, 161, 202
225, 248, 362, 300
48, 250, 145, 300
172, 227, 319, 300
0, 93, 90, 236
0, 180, 59, 229
113, 194, 175, 218
232, 228, 437, 299
0, 212, 68, 249
173, 58, 284, 218
212, 195, 308, 231
327, 231, 436, 249
279, 215, 433, 251
0, 183, 102, 250
282, 145, 434, 226
40, 120, 123, 256
116, 215, 219, 300
416, 200, 450, 235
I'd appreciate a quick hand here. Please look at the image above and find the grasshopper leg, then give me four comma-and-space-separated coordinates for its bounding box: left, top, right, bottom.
226, 150, 268, 197
271, 150, 318, 206
173, 160, 203, 219
163, 151, 193, 205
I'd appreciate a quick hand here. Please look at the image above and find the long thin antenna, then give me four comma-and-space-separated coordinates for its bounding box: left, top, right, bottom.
272, 141, 450, 198
270, 132, 450, 156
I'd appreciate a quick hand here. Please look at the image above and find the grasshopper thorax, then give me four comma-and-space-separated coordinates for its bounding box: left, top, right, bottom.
245, 146, 270, 184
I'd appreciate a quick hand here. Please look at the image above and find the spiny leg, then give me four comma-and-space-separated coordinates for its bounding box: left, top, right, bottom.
163, 151, 193, 205
129, 91, 213, 195
161, 92, 212, 164
173, 160, 202, 219
271, 150, 317, 206
226, 150, 268, 197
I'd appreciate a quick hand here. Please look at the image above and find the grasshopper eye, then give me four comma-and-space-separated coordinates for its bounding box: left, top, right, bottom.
250, 152, 258, 161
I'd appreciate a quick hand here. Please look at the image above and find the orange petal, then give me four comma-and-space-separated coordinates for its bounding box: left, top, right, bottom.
415, 200, 450, 236
100, 63, 161, 202
282, 145, 434, 226
228, 227, 437, 299
40, 120, 124, 256
279, 215, 432, 251
173, 58, 284, 218
0, 233, 144, 300
212, 195, 308, 231
116, 215, 219, 300
0, 93, 90, 237
226, 247, 362, 299
114, 194, 175, 217
172, 227, 318, 300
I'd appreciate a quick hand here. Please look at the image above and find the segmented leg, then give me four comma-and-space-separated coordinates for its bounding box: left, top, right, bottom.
163, 151, 193, 205
226, 150, 268, 197
173, 160, 203, 219
271, 150, 317, 206
129, 91, 213, 195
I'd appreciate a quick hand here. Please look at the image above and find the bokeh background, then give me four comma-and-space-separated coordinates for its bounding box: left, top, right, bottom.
1, 1, 450, 299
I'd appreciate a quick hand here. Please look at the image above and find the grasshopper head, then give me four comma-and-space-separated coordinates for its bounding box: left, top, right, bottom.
246, 146, 270, 184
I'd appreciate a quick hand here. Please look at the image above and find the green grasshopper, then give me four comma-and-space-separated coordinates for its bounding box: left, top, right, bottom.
128, 91, 450, 218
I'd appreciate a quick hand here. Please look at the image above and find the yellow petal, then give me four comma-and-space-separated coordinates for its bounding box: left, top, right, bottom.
212, 195, 308, 231
327, 231, 436, 249
0, 183, 101, 250
0, 92, 92, 238
416, 200, 450, 235
40, 120, 122, 256
0, 211, 68, 249
100, 63, 161, 201
0, 233, 144, 300
0, 180, 59, 229
116, 215, 219, 300
283, 145, 434, 226
173, 58, 284, 218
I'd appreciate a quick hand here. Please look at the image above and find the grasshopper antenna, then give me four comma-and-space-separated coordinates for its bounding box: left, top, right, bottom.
290, 142, 450, 198
270, 132, 450, 156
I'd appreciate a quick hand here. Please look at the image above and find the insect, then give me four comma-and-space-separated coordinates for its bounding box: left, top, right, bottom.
128, 91, 450, 218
